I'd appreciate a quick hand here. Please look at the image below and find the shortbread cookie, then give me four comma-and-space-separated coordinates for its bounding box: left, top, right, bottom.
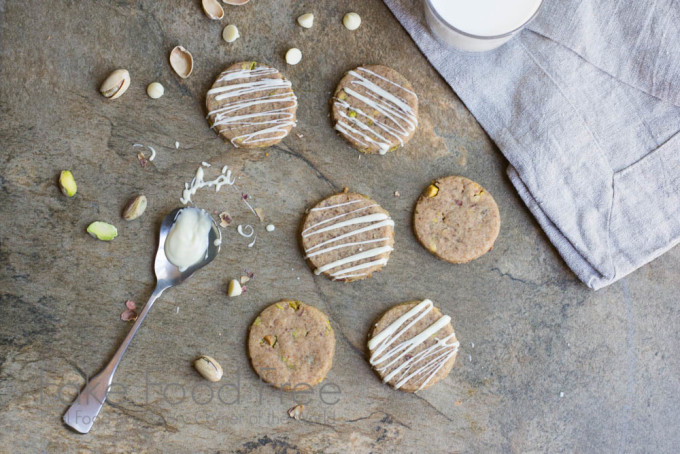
301, 192, 395, 281
414, 176, 500, 263
248, 300, 335, 389
368, 299, 459, 392
206, 61, 297, 148
331, 65, 418, 155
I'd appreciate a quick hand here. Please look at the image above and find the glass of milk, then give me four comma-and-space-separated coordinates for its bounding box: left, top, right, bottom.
424, 0, 543, 52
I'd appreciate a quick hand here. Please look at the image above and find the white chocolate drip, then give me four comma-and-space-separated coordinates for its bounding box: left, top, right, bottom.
334, 67, 417, 155
369, 299, 459, 391
314, 246, 393, 275
302, 198, 394, 280
302, 204, 377, 234
180, 165, 236, 205
305, 237, 390, 259
302, 213, 389, 237
207, 66, 297, 147
310, 199, 363, 211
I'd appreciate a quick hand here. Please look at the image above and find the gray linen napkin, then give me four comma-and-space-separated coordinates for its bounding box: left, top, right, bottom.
384, 0, 680, 289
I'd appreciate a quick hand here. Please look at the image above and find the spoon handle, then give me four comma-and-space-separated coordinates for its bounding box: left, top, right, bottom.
62, 284, 167, 434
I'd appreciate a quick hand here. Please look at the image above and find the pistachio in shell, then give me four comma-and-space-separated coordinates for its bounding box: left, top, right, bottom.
193, 355, 223, 382
100, 69, 130, 100
122, 194, 147, 221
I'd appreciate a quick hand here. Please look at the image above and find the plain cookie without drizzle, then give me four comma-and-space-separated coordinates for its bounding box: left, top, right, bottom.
368, 299, 459, 392
414, 176, 500, 263
300, 192, 395, 282
248, 300, 335, 389
331, 65, 418, 155
206, 61, 298, 148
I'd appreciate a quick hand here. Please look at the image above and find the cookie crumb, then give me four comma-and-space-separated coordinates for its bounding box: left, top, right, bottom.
394, 191, 400, 197
288, 404, 304, 420
228, 279, 242, 297
254, 207, 265, 222
219, 212, 232, 227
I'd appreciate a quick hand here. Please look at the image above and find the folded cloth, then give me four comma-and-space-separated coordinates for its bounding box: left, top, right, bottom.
384, 0, 680, 289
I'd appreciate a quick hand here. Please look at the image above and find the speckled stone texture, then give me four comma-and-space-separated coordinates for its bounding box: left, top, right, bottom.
2, 0, 680, 453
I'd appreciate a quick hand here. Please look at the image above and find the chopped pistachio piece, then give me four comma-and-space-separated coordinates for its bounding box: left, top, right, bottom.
87, 222, 117, 241
59, 170, 77, 197
424, 184, 439, 198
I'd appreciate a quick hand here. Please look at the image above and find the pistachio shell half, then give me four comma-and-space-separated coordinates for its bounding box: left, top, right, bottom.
100, 69, 130, 100
169, 46, 193, 79
222, 0, 250, 5
202, 0, 224, 19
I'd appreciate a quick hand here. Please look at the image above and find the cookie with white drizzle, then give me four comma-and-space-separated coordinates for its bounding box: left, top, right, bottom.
368, 299, 459, 392
331, 65, 418, 155
206, 61, 298, 148
300, 191, 395, 281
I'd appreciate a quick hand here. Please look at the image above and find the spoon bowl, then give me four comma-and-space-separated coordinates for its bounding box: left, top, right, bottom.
154, 207, 221, 284
63, 207, 221, 434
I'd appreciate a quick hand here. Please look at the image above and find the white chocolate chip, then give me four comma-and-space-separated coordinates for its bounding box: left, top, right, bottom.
222, 24, 240, 43
266, 224, 275, 232
227, 279, 242, 297
285, 48, 302, 65
146, 82, 164, 99
297, 13, 314, 28
343, 12, 361, 31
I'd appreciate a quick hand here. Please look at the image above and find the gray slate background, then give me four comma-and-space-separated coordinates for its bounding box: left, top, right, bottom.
1, 0, 679, 452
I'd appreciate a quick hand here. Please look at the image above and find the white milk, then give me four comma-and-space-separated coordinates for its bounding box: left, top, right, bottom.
424, 0, 543, 52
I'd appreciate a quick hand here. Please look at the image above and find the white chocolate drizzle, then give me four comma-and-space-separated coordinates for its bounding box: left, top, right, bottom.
132, 143, 157, 161
180, 165, 236, 205
369, 299, 459, 391
334, 67, 417, 155
302, 197, 394, 280
238, 224, 257, 248
207, 66, 297, 147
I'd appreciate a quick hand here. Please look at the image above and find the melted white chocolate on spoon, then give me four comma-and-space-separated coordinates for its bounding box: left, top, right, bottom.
165, 208, 212, 271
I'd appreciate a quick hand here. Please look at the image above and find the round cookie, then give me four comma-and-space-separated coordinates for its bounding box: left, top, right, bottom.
206, 61, 298, 148
331, 65, 418, 155
368, 299, 459, 392
414, 176, 500, 263
248, 300, 335, 389
301, 192, 395, 281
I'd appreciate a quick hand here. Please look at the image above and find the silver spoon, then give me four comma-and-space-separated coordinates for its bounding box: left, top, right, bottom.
63, 207, 221, 434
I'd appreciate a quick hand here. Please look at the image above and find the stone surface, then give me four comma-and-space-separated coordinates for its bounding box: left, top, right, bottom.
1, 0, 680, 452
